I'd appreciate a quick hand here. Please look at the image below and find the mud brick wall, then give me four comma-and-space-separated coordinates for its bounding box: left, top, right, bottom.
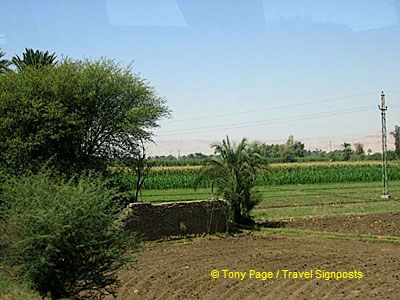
123, 200, 229, 240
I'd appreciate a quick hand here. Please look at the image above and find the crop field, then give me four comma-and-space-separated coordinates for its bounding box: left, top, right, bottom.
117, 161, 400, 190
139, 180, 400, 219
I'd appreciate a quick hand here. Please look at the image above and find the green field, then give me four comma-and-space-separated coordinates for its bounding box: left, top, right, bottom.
140, 180, 400, 220
118, 161, 400, 190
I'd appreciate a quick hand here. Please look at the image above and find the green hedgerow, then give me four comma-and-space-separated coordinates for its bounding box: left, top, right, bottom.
0, 172, 138, 300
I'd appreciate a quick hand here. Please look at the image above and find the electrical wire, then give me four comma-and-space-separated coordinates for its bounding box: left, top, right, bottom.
156, 105, 377, 136
160, 91, 397, 124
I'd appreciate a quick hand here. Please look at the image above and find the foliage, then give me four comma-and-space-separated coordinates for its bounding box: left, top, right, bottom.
391, 125, 400, 157
0, 173, 138, 300
386, 150, 398, 161
0, 58, 170, 176
353, 143, 365, 156
0, 49, 11, 74
11, 48, 58, 71
196, 137, 267, 225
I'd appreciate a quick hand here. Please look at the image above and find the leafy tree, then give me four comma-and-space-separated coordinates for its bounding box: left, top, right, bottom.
0, 173, 137, 299
11, 48, 57, 71
292, 140, 305, 157
0, 49, 11, 74
341, 142, 353, 161
391, 125, 400, 157
197, 136, 266, 226
254, 136, 305, 161
0, 58, 169, 176
354, 143, 365, 156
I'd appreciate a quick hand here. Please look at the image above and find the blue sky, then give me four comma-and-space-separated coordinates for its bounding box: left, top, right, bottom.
1, 0, 399, 155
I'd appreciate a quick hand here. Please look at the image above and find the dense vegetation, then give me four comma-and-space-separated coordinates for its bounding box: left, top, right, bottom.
0, 54, 169, 177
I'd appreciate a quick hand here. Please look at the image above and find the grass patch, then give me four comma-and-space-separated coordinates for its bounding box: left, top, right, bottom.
139, 181, 400, 221
253, 200, 400, 220
0, 272, 40, 300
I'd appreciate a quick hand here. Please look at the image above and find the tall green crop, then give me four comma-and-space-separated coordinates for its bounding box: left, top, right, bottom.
116, 162, 400, 190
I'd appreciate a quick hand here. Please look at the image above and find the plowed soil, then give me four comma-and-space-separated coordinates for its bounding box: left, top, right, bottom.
111, 220, 400, 299
285, 212, 400, 236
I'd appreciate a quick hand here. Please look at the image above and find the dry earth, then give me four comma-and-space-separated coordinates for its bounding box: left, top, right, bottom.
110, 213, 400, 299
285, 212, 400, 236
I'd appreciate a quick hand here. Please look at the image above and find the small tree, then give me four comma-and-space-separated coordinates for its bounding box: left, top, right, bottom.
120, 139, 154, 204
391, 125, 400, 157
0, 173, 137, 299
197, 136, 266, 226
132, 140, 154, 203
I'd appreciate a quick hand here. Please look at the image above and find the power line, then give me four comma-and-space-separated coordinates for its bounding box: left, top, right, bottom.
160, 91, 390, 124
156, 105, 376, 136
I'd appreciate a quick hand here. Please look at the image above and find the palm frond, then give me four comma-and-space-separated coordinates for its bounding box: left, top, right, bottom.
12, 48, 58, 71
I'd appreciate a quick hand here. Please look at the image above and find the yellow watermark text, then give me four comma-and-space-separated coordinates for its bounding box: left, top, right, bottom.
210, 269, 363, 281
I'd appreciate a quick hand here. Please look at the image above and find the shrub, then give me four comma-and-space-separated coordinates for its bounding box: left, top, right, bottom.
0, 173, 138, 299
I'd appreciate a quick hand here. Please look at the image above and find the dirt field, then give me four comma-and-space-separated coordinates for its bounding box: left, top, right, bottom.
111, 213, 400, 300
285, 212, 400, 236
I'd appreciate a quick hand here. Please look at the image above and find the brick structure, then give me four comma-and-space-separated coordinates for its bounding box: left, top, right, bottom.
122, 200, 230, 240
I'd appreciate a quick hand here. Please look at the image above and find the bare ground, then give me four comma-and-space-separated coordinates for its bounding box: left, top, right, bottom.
284, 212, 400, 236
110, 212, 400, 300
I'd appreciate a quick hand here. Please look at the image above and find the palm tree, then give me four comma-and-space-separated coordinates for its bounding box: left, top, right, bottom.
342, 142, 353, 161
390, 125, 400, 157
12, 48, 57, 71
197, 136, 266, 225
0, 49, 11, 74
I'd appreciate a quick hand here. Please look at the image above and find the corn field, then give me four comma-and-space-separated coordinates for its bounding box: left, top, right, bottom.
115, 161, 400, 190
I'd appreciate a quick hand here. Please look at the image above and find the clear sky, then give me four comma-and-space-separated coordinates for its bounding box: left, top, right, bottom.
1, 0, 399, 155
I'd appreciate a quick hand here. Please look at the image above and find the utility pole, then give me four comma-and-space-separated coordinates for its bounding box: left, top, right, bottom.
379, 91, 390, 199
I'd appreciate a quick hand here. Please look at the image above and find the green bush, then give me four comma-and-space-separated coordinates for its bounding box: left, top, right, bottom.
0, 173, 138, 299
